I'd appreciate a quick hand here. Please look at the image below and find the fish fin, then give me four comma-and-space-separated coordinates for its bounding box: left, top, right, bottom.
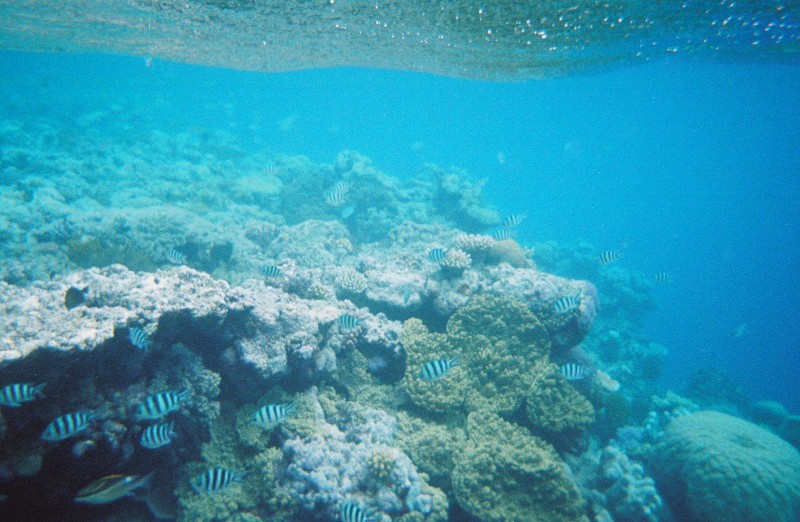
33, 383, 47, 398
178, 388, 191, 400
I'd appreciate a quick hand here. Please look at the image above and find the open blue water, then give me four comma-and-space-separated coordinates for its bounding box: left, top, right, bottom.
4, 51, 797, 411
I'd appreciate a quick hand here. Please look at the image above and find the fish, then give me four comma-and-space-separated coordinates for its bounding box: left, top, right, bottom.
41, 411, 95, 441
191, 467, 247, 494
0, 382, 46, 407
339, 501, 376, 522
262, 265, 282, 277
598, 249, 622, 265
594, 369, 620, 392
653, 272, 674, 283
560, 363, 587, 380
325, 181, 349, 207
419, 356, 461, 381
263, 164, 282, 176
491, 228, 515, 241
136, 389, 190, 420
338, 313, 360, 331
553, 291, 582, 314
64, 286, 89, 310
403, 284, 411, 305
252, 403, 295, 430
129, 327, 152, 351
75, 473, 151, 505
140, 422, 177, 449
501, 213, 525, 228
731, 323, 747, 338
166, 248, 187, 265
427, 247, 447, 262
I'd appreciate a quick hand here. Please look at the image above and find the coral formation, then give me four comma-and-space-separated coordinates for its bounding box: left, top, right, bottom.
650, 410, 800, 522
451, 411, 588, 522
525, 361, 595, 433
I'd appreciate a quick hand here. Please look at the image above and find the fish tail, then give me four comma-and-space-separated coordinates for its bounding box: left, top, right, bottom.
449, 355, 462, 367
33, 383, 47, 398
178, 388, 192, 401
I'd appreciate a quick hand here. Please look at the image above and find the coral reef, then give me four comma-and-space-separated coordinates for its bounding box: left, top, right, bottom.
451, 411, 588, 522
650, 410, 800, 522
525, 361, 595, 433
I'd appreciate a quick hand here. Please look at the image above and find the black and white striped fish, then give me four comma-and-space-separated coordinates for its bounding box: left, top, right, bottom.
140, 422, 177, 449
553, 291, 582, 314
166, 248, 187, 265
501, 213, 525, 228
263, 164, 282, 176
491, 228, 515, 241
598, 249, 622, 265
560, 363, 588, 381
419, 356, 461, 381
0, 382, 46, 407
325, 182, 349, 207
252, 403, 295, 430
262, 265, 282, 277
135, 389, 190, 420
427, 247, 447, 262
191, 467, 247, 494
128, 328, 152, 351
653, 272, 674, 283
41, 411, 94, 441
338, 313, 360, 331
339, 502, 376, 522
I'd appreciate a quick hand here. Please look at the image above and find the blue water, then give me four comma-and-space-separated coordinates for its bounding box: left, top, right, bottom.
1, 50, 799, 415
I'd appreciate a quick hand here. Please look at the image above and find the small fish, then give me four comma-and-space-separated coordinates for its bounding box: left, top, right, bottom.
191, 467, 247, 494
427, 247, 447, 262
594, 369, 620, 392
325, 182, 349, 207
140, 422, 177, 449
41, 411, 94, 441
75, 473, 151, 505
262, 265, 282, 277
653, 272, 674, 283
419, 356, 461, 381
338, 313, 360, 331
0, 382, 46, 407
340, 501, 376, 522
64, 286, 89, 310
128, 328, 152, 351
501, 213, 525, 228
136, 389, 190, 420
263, 164, 282, 176
491, 229, 515, 241
731, 323, 747, 339
598, 249, 622, 265
166, 248, 187, 265
553, 291, 582, 314
560, 363, 587, 380
252, 403, 294, 430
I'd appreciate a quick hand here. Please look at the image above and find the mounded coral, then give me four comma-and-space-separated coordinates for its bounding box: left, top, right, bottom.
650, 410, 800, 522
395, 411, 466, 488
525, 361, 595, 433
451, 411, 588, 522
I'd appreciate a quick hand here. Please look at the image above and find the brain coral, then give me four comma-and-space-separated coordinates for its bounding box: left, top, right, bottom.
650, 410, 800, 522
452, 411, 588, 522
525, 361, 595, 433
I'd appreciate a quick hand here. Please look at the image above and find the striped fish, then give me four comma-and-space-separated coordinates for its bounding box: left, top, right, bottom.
598, 249, 622, 265
553, 291, 582, 314
252, 403, 295, 430
191, 467, 247, 494
560, 363, 587, 381
263, 164, 282, 176
262, 265, 282, 277
140, 422, 177, 449
135, 389, 190, 420
0, 383, 46, 407
340, 502, 376, 522
653, 272, 673, 283
501, 213, 524, 228
427, 247, 447, 262
128, 328, 152, 351
41, 411, 94, 441
166, 248, 187, 265
325, 182, 349, 207
491, 228, 515, 241
338, 313, 360, 331
419, 356, 461, 381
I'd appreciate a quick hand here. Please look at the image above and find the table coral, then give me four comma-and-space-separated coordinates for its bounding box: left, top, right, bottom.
451, 411, 588, 522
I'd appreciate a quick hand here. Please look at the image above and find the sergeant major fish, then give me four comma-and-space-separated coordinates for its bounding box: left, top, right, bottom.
41, 411, 95, 441
191, 467, 247, 494
554, 290, 582, 314
252, 403, 295, 430
0, 382, 46, 407
419, 356, 461, 381
128, 327, 152, 351
338, 313, 360, 331
340, 501, 377, 522
136, 389, 190, 421
427, 247, 447, 262
140, 422, 177, 449
598, 249, 622, 265
560, 363, 588, 381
